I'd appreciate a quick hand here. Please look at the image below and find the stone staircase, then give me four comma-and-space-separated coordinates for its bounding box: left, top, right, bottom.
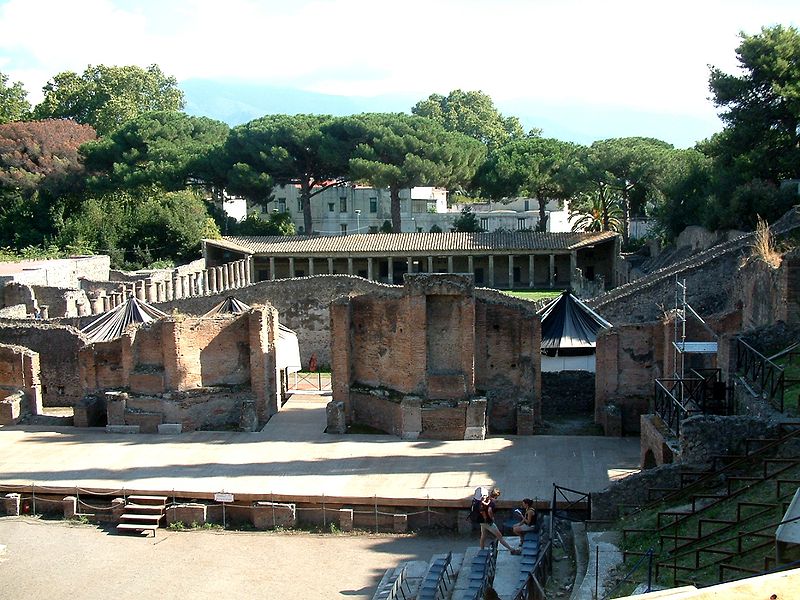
116, 495, 167, 537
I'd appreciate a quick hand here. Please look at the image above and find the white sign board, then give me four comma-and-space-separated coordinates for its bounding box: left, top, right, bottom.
214, 493, 234, 503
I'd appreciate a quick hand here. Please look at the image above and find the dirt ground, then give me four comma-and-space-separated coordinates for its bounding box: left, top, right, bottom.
0, 517, 472, 599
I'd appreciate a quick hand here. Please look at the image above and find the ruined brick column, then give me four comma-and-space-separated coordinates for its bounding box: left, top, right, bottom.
508, 255, 514, 289
308, 257, 314, 277
62, 496, 77, 519
330, 297, 353, 420
328, 257, 334, 274
488, 255, 495, 287
165, 278, 173, 301
249, 306, 281, 424
90, 296, 103, 315
245, 256, 253, 285
209, 268, 218, 294
136, 280, 146, 301
155, 281, 164, 303
101, 293, 110, 313
269, 257, 276, 280
347, 258, 353, 275
528, 255, 535, 288
188, 273, 196, 297
549, 254, 555, 288
2, 493, 21, 516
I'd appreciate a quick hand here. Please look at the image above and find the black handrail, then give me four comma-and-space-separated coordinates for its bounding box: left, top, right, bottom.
511, 539, 552, 600
735, 337, 785, 412
602, 548, 654, 599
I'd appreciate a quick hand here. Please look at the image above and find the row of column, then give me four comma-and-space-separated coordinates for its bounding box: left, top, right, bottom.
268, 252, 575, 289
87, 258, 253, 315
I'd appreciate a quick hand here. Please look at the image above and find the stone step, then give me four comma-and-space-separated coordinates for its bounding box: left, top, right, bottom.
121, 513, 163, 523
127, 495, 168, 505
124, 503, 165, 514
116, 522, 159, 537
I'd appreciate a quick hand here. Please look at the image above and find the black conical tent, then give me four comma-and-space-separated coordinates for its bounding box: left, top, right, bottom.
81, 296, 167, 343
537, 291, 611, 352
203, 296, 251, 317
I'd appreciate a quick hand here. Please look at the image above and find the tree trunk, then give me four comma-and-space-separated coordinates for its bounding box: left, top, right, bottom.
390, 186, 402, 233
301, 180, 313, 235
620, 188, 630, 246
537, 195, 548, 232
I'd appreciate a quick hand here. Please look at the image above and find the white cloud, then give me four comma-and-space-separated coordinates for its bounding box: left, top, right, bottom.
0, 0, 796, 114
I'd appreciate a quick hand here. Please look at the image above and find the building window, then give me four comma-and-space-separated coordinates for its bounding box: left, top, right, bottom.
297, 198, 302, 212
340, 197, 347, 212
328, 202, 335, 212
480, 217, 488, 230
278, 197, 286, 212
517, 217, 526, 229
524, 200, 530, 211
369, 197, 377, 213
340, 224, 348, 234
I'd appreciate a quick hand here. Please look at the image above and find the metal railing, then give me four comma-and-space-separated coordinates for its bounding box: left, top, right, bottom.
602, 548, 654, 599
736, 337, 785, 412
654, 380, 703, 436
284, 367, 332, 392
511, 539, 553, 600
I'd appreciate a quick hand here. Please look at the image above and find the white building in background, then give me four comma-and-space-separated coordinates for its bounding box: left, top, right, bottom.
241, 183, 584, 234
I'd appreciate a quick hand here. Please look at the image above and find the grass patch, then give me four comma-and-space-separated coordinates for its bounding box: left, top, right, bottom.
502, 289, 562, 301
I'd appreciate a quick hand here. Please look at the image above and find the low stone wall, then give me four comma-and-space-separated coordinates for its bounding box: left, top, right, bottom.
350, 389, 487, 440
591, 464, 684, 521
678, 413, 777, 464
105, 389, 258, 433
639, 414, 677, 468
542, 371, 594, 415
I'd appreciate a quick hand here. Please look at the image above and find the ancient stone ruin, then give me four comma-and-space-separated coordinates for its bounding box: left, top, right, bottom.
328, 273, 542, 439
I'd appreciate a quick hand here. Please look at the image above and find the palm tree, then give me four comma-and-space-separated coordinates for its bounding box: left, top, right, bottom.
570, 189, 623, 232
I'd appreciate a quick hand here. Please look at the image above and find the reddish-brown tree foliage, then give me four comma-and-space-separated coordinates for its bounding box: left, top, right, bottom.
0, 119, 96, 197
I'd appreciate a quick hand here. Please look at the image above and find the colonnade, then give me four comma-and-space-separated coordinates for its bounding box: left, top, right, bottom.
86, 258, 252, 315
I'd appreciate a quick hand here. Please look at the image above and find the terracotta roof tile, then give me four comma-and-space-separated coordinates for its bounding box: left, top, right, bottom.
205, 231, 617, 257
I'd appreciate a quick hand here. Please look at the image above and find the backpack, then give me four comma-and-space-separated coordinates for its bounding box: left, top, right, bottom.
468, 498, 483, 524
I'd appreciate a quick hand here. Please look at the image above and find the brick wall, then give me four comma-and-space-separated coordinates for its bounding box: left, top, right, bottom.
542, 371, 594, 415
0, 343, 42, 420
0, 322, 85, 407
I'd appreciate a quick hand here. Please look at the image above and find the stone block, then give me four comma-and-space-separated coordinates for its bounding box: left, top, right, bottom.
111, 498, 125, 522
105, 425, 140, 434
105, 391, 127, 425
2, 493, 21, 516
128, 371, 165, 395
239, 400, 258, 432
338, 508, 354, 532
603, 403, 623, 437
465, 397, 487, 428
0, 394, 21, 425
516, 405, 535, 435
325, 400, 347, 434
400, 396, 422, 440
125, 412, 163, 433
392, 513, 408, 533
166, 503, 207, 527
63, 496, 77, 519
157, 423, 182, 435
252, 502, 296, 530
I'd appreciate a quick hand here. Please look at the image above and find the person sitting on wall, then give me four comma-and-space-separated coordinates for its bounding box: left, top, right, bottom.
512, 498, 537, 547
479, 488, 521, 555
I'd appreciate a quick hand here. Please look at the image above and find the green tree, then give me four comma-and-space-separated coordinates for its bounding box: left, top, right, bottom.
412, 89, 527, 150
346, 113, 486, 232
570, 192, 623, 233
707, 25, 800, 185
451, 206, 484, 232
652, 149, 713, 239
223, 114, 350, 234
235, 211, 296, 236
81, 111, 229, 193
478, 137, 578, 231
33, 64, 184, 136
0, 72, 31, 123
578, 138, 671, 244
57, 188, 218, 269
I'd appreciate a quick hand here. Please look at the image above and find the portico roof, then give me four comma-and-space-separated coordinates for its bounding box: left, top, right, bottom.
204, 231, 617, 257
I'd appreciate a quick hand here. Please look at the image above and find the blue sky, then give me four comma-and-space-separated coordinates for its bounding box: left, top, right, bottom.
1, 0, 797, 147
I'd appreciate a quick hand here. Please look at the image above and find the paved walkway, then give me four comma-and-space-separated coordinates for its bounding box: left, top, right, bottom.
0, 396, 640, 504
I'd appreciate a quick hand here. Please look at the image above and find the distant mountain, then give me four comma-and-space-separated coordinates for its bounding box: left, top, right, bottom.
180, 79, 416, 126
180, 79, 722, 148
